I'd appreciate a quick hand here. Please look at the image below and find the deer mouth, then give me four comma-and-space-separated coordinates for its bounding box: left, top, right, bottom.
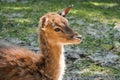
68, 35, 82, 44
73, 35, 82, 41
74, 35, 82, 40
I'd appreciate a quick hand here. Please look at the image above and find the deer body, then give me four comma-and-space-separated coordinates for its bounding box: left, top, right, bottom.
0, 7, 82, 80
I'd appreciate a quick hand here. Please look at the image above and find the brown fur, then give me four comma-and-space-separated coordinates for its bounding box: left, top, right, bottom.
0, 7, 82, 80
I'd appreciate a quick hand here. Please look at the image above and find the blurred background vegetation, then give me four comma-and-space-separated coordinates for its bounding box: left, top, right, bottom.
0, 0, 120, 80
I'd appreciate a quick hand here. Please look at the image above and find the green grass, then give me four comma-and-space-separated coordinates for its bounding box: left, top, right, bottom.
71, 59, 120, 77
0, 0, 120, 79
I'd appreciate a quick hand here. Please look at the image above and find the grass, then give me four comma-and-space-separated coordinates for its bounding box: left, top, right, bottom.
69, 59, 120, 77
0, 0, 120, 79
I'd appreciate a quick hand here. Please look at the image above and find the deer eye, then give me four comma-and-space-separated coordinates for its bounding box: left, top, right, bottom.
54, 28, 61, 32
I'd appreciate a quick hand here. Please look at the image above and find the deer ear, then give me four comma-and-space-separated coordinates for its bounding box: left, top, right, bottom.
58, 5, 73, 17
40, 16, 48, 29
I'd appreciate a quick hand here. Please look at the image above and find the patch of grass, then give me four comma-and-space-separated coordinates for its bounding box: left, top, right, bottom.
72, 59, 120, 77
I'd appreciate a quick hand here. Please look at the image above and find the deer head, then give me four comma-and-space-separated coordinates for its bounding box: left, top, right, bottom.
39, 6, 82, 45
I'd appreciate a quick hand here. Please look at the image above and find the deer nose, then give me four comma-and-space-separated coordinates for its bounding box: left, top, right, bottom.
76, 35, 82, 39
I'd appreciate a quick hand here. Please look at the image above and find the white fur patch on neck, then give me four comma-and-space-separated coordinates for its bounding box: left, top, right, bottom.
58, 45, 66, 80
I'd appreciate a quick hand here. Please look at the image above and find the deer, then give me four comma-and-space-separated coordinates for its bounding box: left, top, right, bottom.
0, 6, 82, 80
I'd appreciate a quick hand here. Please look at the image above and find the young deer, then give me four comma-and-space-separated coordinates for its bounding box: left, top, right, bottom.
0, 6, 82, 80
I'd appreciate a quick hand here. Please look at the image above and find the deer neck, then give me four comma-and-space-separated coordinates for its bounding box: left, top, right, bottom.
39, 30, 65, 80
